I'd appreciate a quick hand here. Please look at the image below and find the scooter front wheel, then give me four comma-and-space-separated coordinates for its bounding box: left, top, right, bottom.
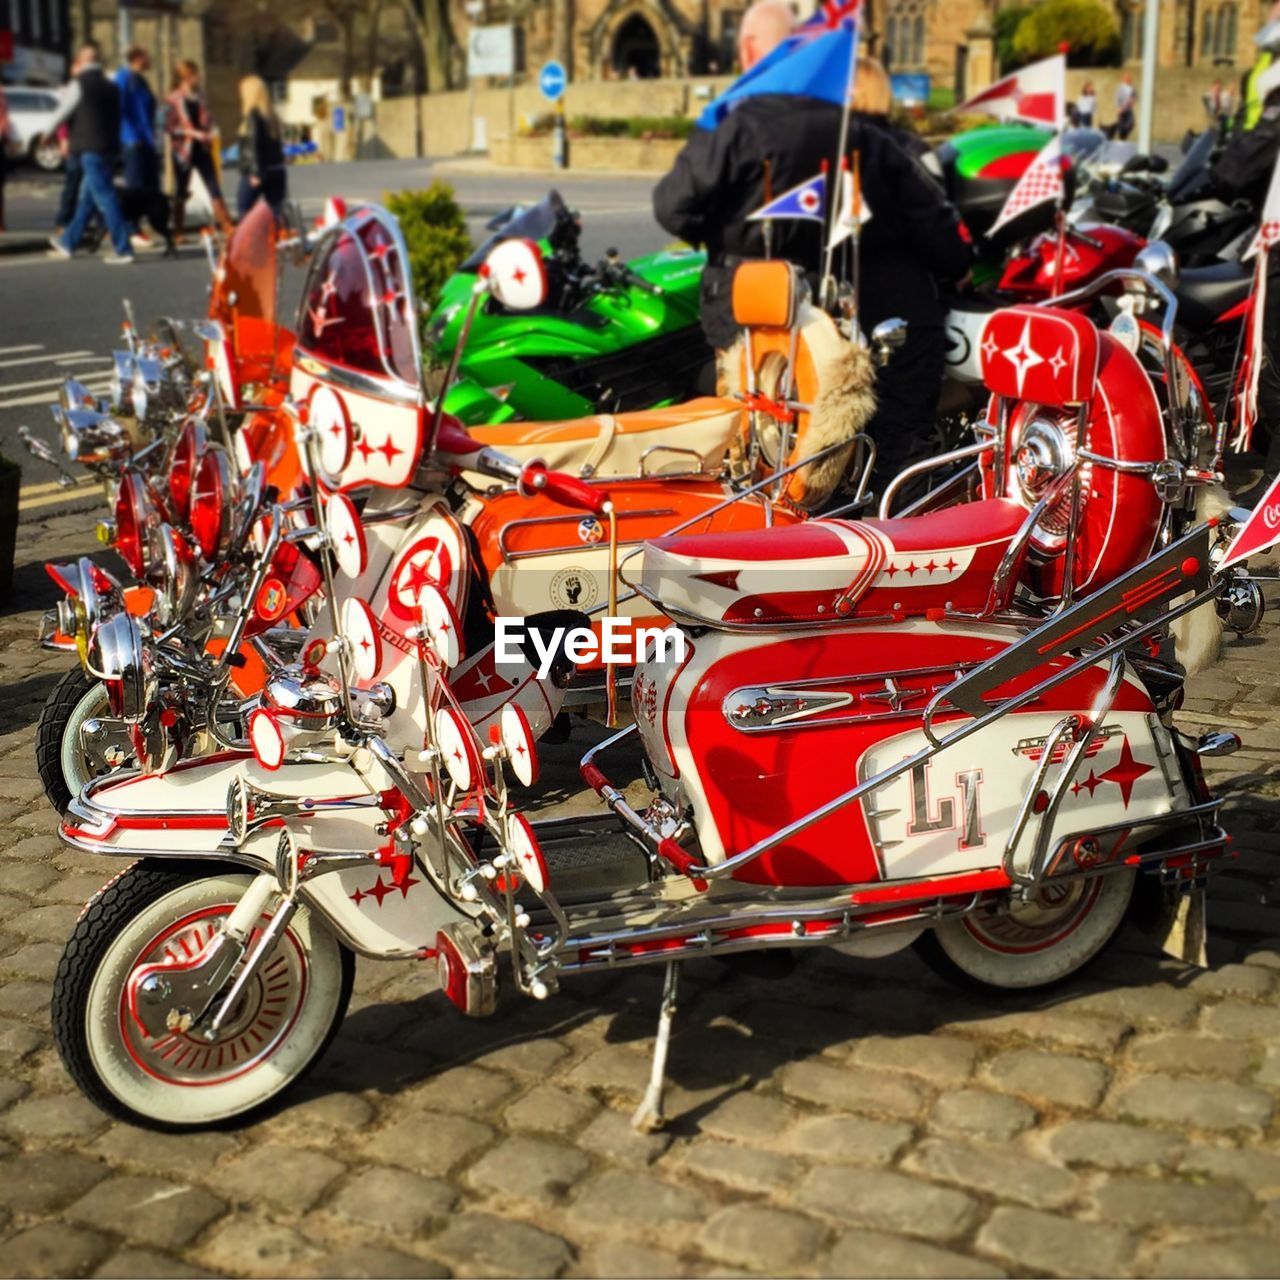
37, 667, 126, 814
915, 868, 1135, 993
53, 863, 353, 1130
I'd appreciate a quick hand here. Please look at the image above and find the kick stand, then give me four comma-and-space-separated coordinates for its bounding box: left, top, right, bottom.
632, 961, 679, 1134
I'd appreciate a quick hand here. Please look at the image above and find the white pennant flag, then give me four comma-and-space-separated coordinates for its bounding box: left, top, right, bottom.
827, 160, 872, 249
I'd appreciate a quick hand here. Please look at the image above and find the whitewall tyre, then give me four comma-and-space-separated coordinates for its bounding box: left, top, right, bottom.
915, 869, 1136, 993
52, 863, 353, 1130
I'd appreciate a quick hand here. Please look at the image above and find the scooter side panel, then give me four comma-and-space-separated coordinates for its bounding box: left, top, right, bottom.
665, 620, 1161, 888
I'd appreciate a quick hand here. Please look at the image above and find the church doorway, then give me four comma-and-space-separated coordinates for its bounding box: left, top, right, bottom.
612, 13, 662, 78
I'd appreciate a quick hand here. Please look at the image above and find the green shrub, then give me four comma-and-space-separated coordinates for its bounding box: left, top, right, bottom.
384, 182, 473, 314
1011, 0, 1121, 66
567, 114, 696, 141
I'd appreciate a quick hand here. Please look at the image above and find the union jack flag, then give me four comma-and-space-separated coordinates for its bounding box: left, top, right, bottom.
798, 0, 862, 34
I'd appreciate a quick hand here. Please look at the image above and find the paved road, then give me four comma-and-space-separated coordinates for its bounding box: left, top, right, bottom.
0, 500, 1278, 1277
1, 158, 667, 498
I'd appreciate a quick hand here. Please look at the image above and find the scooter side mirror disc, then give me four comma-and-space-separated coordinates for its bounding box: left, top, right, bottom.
419, 584, 461, 669
309, 384, 352, 483
500, 702, 539, 787
506, 812, 549, 895
248, 707, 286, 771
326, 493, 367, 578
343, 596, 383, 683
435, 705, 481, 790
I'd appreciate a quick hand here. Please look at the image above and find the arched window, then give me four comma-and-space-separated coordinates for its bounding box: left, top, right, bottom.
885, 0, 926, 70
1202, 6, 1216, 57
1121, 6, 1142, 62
1215, 3, 1238, 62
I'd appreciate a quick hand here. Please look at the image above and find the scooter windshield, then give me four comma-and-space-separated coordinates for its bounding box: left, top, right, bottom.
460, 192, 566, 272
210, 200, 283, 373
297, 206, 420, 390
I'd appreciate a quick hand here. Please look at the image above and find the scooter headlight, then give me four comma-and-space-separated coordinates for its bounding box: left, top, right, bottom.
89, 611, 152, 721
168, 419, 206, 524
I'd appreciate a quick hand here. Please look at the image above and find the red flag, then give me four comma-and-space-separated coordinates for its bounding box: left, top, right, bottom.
957, 54, 1065, 127
1219, 471, 1280, 569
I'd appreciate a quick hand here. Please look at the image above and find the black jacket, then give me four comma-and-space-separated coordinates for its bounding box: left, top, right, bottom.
1210, 105, 1280, 206
653, 96, 970, 343
239, 108, 285, 178
68, 66, 121, 157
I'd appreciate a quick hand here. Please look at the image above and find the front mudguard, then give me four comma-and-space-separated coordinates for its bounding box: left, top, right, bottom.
61, 753, 467, 959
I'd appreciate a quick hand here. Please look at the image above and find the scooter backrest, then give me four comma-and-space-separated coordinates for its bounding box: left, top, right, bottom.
732, 260, 800, 331
980, 306, 1100, 407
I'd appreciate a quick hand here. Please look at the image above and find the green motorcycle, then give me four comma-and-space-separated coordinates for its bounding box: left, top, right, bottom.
426, 191, 712, 427
425, 131, 1050, 428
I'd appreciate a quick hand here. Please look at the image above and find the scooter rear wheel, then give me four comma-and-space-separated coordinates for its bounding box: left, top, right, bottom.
52, 863, 353, 1130
914, 868, 1135, 993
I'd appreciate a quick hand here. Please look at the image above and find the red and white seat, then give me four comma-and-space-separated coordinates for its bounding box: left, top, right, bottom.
635, 499, 1032, 626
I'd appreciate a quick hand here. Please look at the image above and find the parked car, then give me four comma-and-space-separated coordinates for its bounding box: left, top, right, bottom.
4, 85, 65, 172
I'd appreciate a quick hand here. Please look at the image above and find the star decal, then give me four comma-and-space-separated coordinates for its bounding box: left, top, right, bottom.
365, 876, 394, 907
1097, 737, 1153, 808
1071, 770, 1102, 798
1001, 318, 1045, 395
377, 436, 403, 466
981, 334, 1000, 363
905, 561, 919, 578
356, 437, 374, 462
884, 563, 899, 579
924, 560, 938, 574
943, 557, 958, 573
1048, 346, 1068, 377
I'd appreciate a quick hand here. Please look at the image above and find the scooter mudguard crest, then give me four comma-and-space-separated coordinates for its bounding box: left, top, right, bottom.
61, 755, 466, 957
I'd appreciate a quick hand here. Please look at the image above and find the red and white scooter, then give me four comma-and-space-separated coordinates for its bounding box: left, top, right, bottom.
47, 289, 1262, 1132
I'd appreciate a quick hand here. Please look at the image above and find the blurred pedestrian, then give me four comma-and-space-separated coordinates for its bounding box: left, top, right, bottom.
166, 59, 232, 238
44, 40, 134, 264
1076, 81, 1096, 128
235, 75, 286, 219
1115, 72, 1136, 140
116, 43, 158, 247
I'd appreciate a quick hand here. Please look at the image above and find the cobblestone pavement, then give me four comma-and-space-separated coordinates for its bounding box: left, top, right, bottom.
0, 506, 1279, 1280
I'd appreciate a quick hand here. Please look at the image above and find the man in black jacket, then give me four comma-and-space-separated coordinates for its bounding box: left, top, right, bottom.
653, 8, 971, 487
45, 41, 133, 264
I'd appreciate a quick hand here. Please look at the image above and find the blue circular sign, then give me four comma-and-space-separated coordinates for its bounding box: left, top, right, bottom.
539, 61, 567, 103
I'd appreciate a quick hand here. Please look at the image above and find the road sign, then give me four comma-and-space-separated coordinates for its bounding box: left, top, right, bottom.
539, 61, 567, 103
468, 24, 516, 79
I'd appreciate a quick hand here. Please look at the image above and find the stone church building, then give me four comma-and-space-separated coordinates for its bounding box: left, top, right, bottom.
503, 0, 1271, 87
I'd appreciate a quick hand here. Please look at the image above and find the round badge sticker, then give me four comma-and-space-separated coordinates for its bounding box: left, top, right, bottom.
550, 566, 598, 610
577, 517, 604, 544
388, 537, 454, 622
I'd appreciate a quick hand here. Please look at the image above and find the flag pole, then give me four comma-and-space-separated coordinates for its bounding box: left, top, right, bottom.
820, 16, 861, 299
761, 158, 774, 260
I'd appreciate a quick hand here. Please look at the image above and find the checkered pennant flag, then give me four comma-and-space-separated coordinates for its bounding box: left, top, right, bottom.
988, 137, 1066, 239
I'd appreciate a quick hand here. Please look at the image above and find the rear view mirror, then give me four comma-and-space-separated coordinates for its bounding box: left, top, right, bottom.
484, 239, 548, 311
871, 317, 908, 366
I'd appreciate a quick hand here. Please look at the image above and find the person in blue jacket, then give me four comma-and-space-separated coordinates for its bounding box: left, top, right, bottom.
116, 46, 158, 198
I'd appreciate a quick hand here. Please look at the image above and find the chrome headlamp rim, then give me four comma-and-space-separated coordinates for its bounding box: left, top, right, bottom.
88, 611, 152, 721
